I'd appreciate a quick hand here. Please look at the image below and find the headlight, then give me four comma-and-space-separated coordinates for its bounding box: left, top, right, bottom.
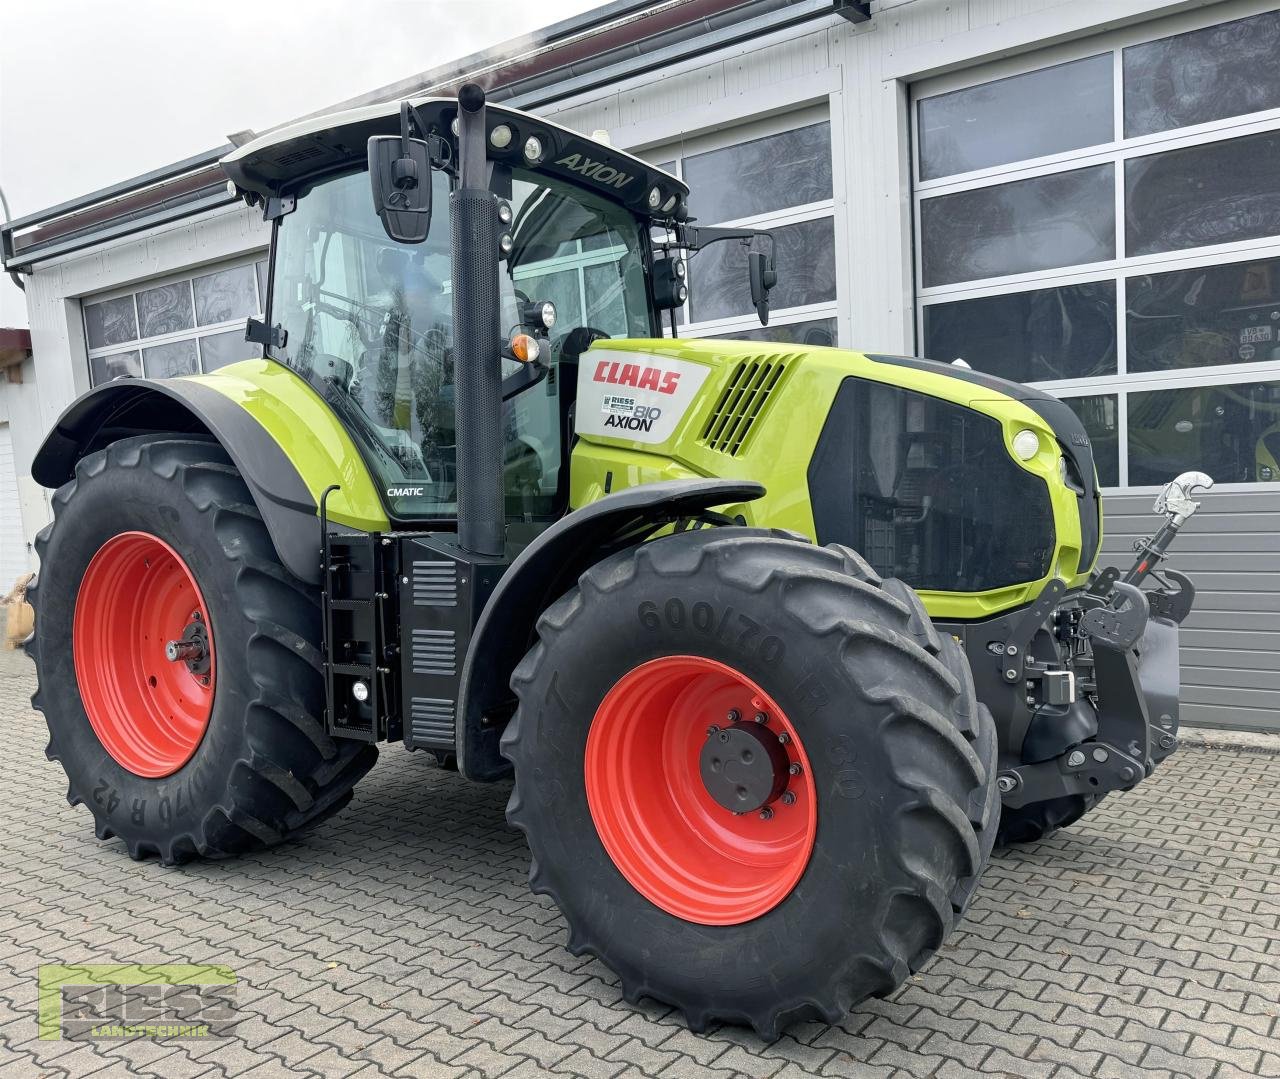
490, 124, 513, 149
1012, 429, 1040, 461
523, 135, 544, 163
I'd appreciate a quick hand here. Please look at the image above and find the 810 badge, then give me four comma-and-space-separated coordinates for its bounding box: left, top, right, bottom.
601, 394, 663, 433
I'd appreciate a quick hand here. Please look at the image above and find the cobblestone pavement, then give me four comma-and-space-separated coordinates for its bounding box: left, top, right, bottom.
1, 646, 1278, 1079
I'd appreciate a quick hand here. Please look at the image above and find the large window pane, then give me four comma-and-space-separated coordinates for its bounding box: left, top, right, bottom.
136, 281, 194, 338
919, 55, 1113, 180
684, 123, 832, 223
84, 296, 137, 349
1124, 11, 1280, 137
193, 264, 258, 326
142, 339, 199, 378
920, 166, 1115, 287
1125, 131, 1280, 256
1061, 394, 1119, 487
689, 218, 835, 323
702, 317, 837, 347
199, 330, 257, 372
1128, 256, 1280, 373
1128, 380, 1280, 486
89, 350, 141, 385
923, 281, 1116, 381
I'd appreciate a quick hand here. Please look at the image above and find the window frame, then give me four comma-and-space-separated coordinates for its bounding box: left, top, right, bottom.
645, 105, 840, 344
910, 1, 1280, 494
82, 253, 269, 385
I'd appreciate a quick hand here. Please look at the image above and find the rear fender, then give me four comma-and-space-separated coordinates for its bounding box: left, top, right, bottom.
456, 478, 765, 780
33, 374, 327, 583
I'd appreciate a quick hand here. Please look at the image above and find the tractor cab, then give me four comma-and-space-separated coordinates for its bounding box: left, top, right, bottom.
223, 96, 706, 527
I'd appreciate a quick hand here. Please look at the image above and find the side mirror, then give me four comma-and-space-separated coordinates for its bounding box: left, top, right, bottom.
368, 135, 433, 244
748, 250, 777, 326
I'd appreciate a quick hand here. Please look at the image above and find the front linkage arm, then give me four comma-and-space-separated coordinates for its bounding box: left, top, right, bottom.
998, 471, 1213, 809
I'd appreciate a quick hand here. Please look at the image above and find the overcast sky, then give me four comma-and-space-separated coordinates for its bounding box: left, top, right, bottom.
0, 0, 600, 328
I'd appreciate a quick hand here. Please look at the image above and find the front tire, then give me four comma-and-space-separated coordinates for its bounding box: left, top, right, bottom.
502, 528, 998, 1038
29, 435, 377, 863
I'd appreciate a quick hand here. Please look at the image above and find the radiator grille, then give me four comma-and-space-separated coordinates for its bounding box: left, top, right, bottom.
699, 358, 791, 455
413, 560, 458, 607
410, 697, 455, 745
411, 629, 457, 676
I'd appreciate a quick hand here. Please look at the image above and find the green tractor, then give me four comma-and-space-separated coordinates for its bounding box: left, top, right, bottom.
27, 85, 1211, 1037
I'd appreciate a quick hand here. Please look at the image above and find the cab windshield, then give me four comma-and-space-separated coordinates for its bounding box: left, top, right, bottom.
268, 166, 653, 519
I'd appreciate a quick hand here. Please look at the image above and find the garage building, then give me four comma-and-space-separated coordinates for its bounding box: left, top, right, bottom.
2, 0, 1277, 730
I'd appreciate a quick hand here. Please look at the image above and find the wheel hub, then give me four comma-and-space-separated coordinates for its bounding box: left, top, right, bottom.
699, 720, 789, 813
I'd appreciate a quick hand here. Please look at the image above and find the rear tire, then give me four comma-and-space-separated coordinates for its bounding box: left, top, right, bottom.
28, 435, 377, 863
502, 528, 998, 1038
996, 794, 1102, 847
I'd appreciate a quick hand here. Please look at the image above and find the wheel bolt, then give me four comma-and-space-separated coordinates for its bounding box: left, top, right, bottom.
706, 725, 720, 737
788, 762, 802, 776
777, 732, 790, 745
781, 791, 796, 806
726, 709, 740, 724
759, 807, 773, 820
753, 712, 767, 724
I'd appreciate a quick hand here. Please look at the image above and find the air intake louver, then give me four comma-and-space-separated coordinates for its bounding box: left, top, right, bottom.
413, 561, 458, 607
699, 358, 791, 455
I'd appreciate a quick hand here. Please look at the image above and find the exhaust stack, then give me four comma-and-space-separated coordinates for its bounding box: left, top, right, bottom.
450, 83, 505, 557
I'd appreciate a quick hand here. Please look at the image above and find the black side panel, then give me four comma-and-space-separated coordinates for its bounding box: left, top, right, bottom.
456, 478, 765, 781
867, 354, 1101, 573
31, 379, 322, 583
398, 534, 505, 752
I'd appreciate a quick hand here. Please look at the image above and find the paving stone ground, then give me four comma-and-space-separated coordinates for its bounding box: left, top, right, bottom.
0, 642, 1277, 1079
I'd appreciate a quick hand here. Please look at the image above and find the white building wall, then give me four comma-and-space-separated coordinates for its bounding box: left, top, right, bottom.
7, 203, 268, 558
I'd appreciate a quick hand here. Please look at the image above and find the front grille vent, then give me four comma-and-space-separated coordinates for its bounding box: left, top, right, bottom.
699, 357, 791, 455
413, 561, 458, 607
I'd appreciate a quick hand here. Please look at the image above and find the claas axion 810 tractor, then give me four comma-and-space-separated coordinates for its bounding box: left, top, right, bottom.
28, 85, 1212, 1036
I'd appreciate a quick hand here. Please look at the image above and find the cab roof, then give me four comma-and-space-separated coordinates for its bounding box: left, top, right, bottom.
221, 96, 687, 222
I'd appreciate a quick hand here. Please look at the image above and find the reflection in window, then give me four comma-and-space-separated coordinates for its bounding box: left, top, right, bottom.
1125, 131, 1280, 257
1128, 257, 1280, 373
89, 351, 141, 383
1128, 380, 1280, 486
84, 297, 137, 349
137, 282, 194, 338
684, 123, 832, 223
194, 264, 258, 326
200, 330, 257, 372
703, 317, 837, 347
1061, 394, 1119, 487
923, 282, 1116, 382
920, 166, 1115, 287
919, 55, 1113, 180
1124, 10, 1280, 137
142, 339, 199, 378
689, 217, 835, 322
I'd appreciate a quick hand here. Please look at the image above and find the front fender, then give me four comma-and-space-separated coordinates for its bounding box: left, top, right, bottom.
32, 360, 387, 583
456, 477, 765, 780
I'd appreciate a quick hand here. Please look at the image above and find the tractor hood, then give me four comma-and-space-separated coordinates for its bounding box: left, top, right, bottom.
221, 97, 688, 223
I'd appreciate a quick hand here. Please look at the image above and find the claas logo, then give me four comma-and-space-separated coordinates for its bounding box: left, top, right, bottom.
593, 360, 681, 395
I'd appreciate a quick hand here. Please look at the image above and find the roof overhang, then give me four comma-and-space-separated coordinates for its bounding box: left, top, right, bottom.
222, 97, 687, 221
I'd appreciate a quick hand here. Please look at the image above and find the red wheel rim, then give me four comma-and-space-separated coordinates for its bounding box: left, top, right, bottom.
73, 531, 215, 778
585, 656, 817, 925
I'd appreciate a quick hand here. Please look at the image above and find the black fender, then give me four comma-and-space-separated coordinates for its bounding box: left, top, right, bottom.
31, 378, 323, 583
456, 477, 765, 781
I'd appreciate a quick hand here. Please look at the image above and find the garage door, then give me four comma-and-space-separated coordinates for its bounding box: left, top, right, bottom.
0, 423, 27, 593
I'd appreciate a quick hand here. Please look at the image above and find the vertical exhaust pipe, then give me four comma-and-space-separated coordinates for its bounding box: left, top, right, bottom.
451, 83, 505, 557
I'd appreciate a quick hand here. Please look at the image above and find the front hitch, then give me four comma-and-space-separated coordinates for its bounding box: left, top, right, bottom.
997, 471, 1213, 809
